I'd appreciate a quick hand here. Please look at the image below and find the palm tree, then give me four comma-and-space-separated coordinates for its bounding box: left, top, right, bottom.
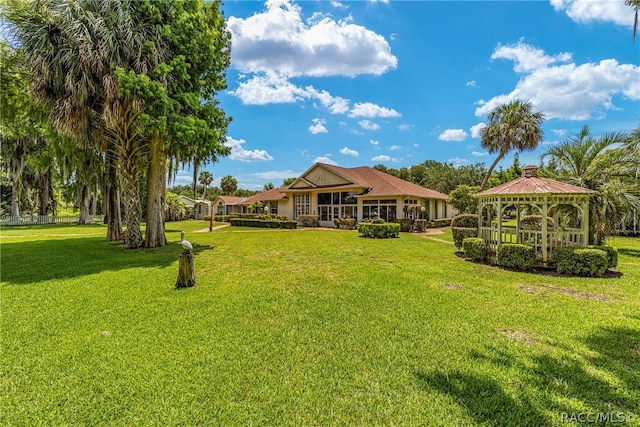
198, 171, 213, 200
8, 0, 162, 248
541, 125, 638, 243
480, 99, 545, 190
627, 0, 640, 42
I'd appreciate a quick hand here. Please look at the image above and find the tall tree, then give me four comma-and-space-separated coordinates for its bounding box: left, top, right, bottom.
198, 171, 213, 200
627, 0, 640, 42
220, 175, 237, 196
7, 0, 160, 247
480, 99, 544, 190
541, 125, 637, 243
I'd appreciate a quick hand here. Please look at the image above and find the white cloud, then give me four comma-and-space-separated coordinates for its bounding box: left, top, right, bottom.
390, 145, 402, 151
349, 102, 401, 118
359, 120, 381, 131
330, 1, 347, 9
370, 139, 379, 146
466, 80, 477, 87
398, 124, 413, 131
314, 155, 338, 165
471, 151, 488, 157
311, 88, 350, 114
371, 155, 391, 161
492, 40, 571, 73
254, 169, 302, 180
227, 0, 397, 78
476, 43, 640, 121
438, 129, 469, 142
308, 118, 328, 134
470, 122, 486, 138
230, 72, 309, 105
551, 129, 568, 138
339, 146, 359, 157
550, 0, 634, 27
225, 137, 274, 162
448, 157, 469, 166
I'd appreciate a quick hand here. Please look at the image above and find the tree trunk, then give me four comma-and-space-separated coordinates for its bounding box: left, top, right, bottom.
10, 180, 19, 217
78, 184, 91, 224
120, 168, 144, 248
175, 250, 196, 288
104, 154, 123, 241
145, 131, 167, 248
38, 168, 51, 216
480, 150, 507, 190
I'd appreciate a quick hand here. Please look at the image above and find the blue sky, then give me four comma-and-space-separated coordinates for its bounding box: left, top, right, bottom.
181, 0, 639, 190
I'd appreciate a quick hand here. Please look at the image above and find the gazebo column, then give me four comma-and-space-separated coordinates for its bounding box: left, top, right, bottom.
515, 204, 521, 244
542, 198, 548, 262
497, 197, 503, 249
582, 198, 590, 245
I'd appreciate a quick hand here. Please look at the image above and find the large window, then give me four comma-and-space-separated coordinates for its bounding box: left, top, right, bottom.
317, 191, 358, 219
362, 199, 397, 222
269, 201, 278, 215
294, 193, 310, 219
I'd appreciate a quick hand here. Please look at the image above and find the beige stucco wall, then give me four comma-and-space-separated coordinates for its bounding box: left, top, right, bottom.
302, 166, 352, 187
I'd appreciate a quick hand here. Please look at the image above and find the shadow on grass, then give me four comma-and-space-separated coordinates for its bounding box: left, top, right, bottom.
415, 369, 550, 426
618, 248, 640, 258
419, 326, 640, 425
1, 237, 215, 285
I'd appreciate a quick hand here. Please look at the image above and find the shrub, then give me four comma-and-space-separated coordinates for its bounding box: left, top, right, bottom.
297, 215, 319, 227
462, 238, 487, 262
358, 222, 400, 238
451, 214, 479, 249
587, 245, 618, 268
333, 217, 357, 230
451, 214, 479, 229
227, 218, 297, 229
452, 227, 478, 249
430, 218, 453, 228
396, 219, 412, 232
497, 244, 536, 270
552, 247, 608, 277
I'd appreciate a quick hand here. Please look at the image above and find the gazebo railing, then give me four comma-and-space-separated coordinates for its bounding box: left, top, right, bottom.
479, 226, 584, 254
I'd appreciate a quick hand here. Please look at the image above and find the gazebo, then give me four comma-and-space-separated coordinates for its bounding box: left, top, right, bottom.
474, 166, 596, 263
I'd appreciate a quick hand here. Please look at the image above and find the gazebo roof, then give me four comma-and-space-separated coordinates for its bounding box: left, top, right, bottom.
475, 166, 596, 197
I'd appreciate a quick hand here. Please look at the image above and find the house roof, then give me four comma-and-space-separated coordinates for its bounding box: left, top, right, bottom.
242, 188, 288, 204
320, 164, 450, 200
217, 196, 245, 205
475, 166, 596, 197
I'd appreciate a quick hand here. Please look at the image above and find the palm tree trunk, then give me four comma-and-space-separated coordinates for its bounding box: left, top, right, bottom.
145, 130, 167, 248
10, 180, 20, 217
120, 167, 144, 248
104, 154, 123, 241
480, 150, 507, 190
78, 184, 91, 225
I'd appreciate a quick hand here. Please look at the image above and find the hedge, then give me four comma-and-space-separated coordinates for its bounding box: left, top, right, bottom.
451, 214, 479, 249
587, 245, 618, 268
358, 222, 400, 238
520, 215, 555, 229
396, 219, 412, 232
228, 218, 297, 229
551, 247, 608, 277
214, 214, 289, 222
334, 217, 357, 230
430, 218, 453, 228
497, 244, 536, 270
297, 215, 319, 227
462, 237, 487, 262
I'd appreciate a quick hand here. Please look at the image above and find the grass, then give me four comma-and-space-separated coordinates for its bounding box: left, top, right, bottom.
1, 221, 639, 426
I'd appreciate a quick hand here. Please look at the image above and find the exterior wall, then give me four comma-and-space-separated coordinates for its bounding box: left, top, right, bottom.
194, 202, 211, 220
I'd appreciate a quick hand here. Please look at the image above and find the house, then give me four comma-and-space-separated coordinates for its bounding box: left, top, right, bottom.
212, 163, 455, 227
193, 200, 213, 220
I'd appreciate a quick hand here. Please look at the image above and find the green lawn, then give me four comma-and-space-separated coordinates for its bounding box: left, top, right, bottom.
1, 222, 639, 426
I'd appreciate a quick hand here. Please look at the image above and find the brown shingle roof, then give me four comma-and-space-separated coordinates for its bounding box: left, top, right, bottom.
242, 188, 288, 204
218, 196, 245, 205
322, 164, 449, 200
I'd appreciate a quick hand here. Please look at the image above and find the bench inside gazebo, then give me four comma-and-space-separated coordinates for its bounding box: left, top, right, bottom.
474, 166, 596, 264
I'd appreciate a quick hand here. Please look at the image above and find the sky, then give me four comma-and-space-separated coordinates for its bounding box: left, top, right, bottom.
177, 0, 640, 190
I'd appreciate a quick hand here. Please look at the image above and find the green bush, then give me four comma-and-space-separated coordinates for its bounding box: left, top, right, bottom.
430, 218, 453, 228
297, 215, 319, 227
552, 247, 608, 277
452, 227, 478, 249
451, 214, 479, 229
396, 219, 412, 232
497, 244, 536, 270
228, 219, 297, 229
587, 245, 618, 268
462, 238, 487, 262
334, 217, 357, 230
358, 222, 400, 238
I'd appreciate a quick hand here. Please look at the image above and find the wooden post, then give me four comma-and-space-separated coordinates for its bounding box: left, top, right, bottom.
176, 250, 196, 288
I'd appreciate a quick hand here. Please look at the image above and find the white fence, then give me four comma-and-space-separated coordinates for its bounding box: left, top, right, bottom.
0, 215, 105, 226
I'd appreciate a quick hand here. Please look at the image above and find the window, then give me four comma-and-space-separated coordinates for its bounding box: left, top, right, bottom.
341, 192, 357, 204
269, 201, 278, 215
294, 193, 310, 219
362, 199, 397, 221
318, 193, 332, 205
